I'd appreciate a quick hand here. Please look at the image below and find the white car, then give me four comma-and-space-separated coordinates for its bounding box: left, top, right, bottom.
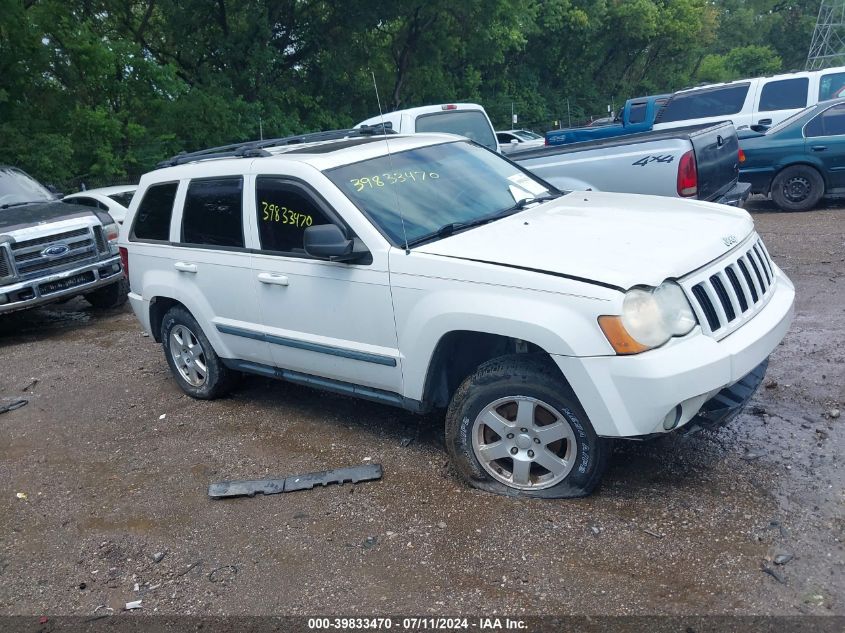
496, 129, 545, 154
120, 129, 794, 498
64, 185, 137, 225
653, 66, 845, 132
357, 103, 499, 152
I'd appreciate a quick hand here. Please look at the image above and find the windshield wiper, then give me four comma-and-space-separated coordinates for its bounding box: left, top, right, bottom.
0, 200, 46, 210
406, 192, 563, 248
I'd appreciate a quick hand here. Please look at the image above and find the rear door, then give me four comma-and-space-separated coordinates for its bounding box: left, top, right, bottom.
803, 102, 845, 190
753, 76, 810, 128
167, 176, 270, 365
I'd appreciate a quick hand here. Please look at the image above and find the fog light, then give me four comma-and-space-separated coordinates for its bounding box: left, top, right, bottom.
663, 405, 682, 430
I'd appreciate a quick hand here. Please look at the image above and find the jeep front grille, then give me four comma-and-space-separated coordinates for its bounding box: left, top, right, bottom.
682, 236, 776, 339
10, 227, 99, 279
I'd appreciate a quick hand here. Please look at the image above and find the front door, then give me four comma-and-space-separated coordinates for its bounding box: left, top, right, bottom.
250, 176, 403, 395
804, 102, 845, 191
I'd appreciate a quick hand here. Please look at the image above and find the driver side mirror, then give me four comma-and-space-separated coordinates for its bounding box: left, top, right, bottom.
303, 224, 368, 262
510, 139, 519, 145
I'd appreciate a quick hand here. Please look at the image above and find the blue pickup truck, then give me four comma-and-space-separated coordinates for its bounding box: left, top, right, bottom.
545, 94, 670, 146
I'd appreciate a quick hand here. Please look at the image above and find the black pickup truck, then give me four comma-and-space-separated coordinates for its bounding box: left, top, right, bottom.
0, 166, 127, 315
511, 122, 751, 206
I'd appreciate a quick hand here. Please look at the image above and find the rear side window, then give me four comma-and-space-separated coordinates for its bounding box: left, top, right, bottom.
805, 103, 845, 137
255, 178, 332, 254
108, 191, 135, 208
416, 110, 498, 150
819, 72, 845, 101
658, 84, 750, 123
181, 177, 244, 248
132, 182, 178, 241
758, 78, 808, 112
627, 103, 647, 124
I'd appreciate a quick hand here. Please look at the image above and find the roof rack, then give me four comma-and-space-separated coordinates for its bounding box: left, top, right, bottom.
155, 122, 395, 169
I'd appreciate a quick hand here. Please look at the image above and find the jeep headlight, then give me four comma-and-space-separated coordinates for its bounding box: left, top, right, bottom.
599, 281, 696, 354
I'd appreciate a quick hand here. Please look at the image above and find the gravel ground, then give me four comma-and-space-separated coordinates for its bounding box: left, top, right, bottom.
0, 202, 842, 617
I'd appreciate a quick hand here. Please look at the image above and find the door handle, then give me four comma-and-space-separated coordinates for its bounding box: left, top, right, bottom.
811, 145, 828, 152
257, 272, 289, 286
174, 262, 197, 273
758, 118, 772, 125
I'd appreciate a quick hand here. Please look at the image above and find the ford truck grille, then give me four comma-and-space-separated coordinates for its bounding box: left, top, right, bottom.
10, 227, 99, 279
0, 246, 10, 280
682, 236, 776, 339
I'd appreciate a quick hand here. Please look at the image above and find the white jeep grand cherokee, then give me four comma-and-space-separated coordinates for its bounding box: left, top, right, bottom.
120, 131, 794, 498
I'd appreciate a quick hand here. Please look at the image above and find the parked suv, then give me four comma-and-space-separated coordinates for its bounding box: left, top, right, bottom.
0, 166, 127, 314
121, 130, 794, 498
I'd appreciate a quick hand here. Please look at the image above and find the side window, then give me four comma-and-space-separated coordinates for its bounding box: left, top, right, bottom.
627, 103, 647, 124
658, 84, 750, 123
805, 104, 845, 137
758, 78, 808, 112
496, 133, 514, 143
132, 182, 178, 241
255, 178, 333, 254
819, 71, 845, 101
181, 177, 244, 248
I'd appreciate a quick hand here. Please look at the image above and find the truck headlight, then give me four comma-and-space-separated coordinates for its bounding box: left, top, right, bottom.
103, 221, 119, 253
599, 281, 696, 354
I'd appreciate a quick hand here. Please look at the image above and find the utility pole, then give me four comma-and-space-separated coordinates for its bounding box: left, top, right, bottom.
807, 0, 845, 70
567, 98, 571, 128
259, 115, 264, 141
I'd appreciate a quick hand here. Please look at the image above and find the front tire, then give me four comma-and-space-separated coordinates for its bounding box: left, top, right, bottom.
771, 165, 824, 212
160, 306, 236, 399
84, 278, 128, 309
445, 354, 612, 498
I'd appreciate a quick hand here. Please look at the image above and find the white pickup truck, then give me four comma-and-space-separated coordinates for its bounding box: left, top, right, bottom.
122, 130, 794, 498
358, 105, 750, 206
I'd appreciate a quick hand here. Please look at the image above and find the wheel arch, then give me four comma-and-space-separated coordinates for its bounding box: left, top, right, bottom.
419, 330, 573, 411
148, 296, 184, 342
768, 160, 827, 194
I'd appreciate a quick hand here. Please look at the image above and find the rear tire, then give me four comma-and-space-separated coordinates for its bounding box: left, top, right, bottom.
771, 165, 824, 212
160, 306, 236, 399
84, 278, 128, 309
445, 354, 612, 498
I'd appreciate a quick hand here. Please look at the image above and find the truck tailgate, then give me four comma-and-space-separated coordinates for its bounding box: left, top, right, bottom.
687, 122, 740, 201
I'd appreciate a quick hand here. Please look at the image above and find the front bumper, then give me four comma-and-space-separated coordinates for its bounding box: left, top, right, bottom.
714, 181, 752, 207
553, 264, 794, 438
0, 257, 123, 315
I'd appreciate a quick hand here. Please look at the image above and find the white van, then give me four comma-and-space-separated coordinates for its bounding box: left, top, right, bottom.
653, 66, 845, 131
357, 103, 500, 152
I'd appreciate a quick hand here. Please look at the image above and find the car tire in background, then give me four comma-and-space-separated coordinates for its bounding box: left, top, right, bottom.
160, 305, 237, 399
771, 165, 824, 212
445, 354, 612, 498
84, 277, 129, 309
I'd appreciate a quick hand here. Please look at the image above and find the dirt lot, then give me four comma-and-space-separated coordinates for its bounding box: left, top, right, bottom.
0, 202, 843, 618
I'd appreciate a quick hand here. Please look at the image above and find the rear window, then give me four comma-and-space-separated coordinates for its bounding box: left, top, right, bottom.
627, 102, 647, 124
108, 191, 135, 208
658, 84, 750, 123
415, 110, 497, 150
805, 103, 845, 137
819, 71, 845, 101
181, 177, 244, 248
758, 78, 808, 112
132, 182, 178, 241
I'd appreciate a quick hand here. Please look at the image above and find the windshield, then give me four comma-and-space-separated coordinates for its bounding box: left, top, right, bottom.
0, 167, 54, 208
326, 141, 553, 246
513, 130, 542, 141
415, 110, 498, 150
766, 105, 816, 135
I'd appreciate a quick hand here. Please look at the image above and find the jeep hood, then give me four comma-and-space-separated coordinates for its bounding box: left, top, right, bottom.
0, 200, 109, 235
413, 191, 755, 290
